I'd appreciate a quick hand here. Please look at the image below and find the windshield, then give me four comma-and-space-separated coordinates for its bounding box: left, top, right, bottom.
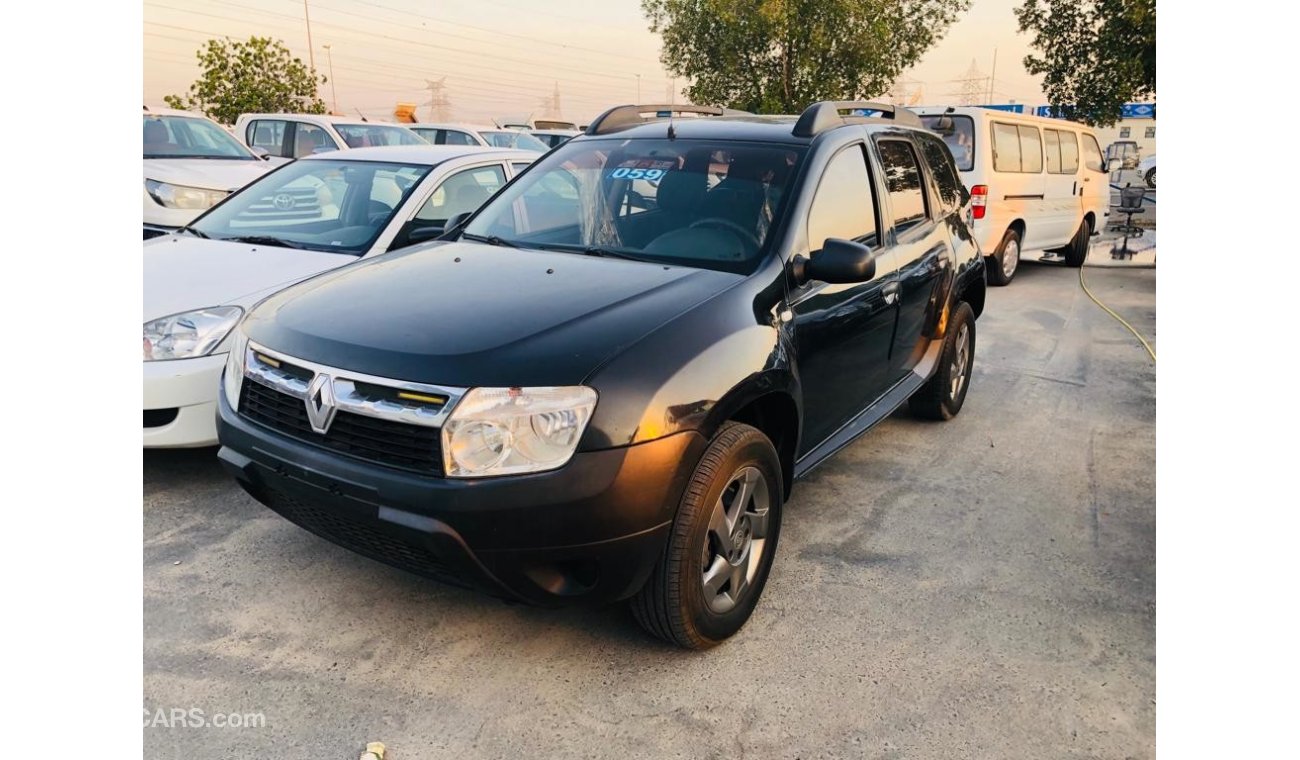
462, 138, 805, 274
191, 159, 432, 254
143, 115, 255, 160
481, 130, 550, 152
920, 115, 975, 172
333, 124, 428, 148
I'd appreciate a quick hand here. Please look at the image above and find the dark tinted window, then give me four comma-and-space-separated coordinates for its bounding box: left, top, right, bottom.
877, 139, 928, 232
917, 134, 963, 213
920, 114, 974, 171
807, 145, 877, 250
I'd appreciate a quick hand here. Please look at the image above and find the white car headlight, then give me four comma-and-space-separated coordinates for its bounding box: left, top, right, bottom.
144, 179, 229, 210
442, 386, 598, 478
143, 306, 243, 361
222, 327, 248, 407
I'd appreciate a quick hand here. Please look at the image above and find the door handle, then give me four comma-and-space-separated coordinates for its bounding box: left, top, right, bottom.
883, 282, 901, 306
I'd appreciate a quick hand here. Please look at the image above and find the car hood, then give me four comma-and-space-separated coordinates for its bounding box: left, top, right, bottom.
144, 236, 360, 322
243, 241, 744, 387
142, 158, 272, 191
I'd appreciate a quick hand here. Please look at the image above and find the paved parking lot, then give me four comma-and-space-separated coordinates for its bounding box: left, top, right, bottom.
145, 261, 1155, 759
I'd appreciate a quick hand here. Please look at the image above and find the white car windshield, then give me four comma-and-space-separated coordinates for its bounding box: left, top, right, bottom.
333, 124, 428, 148
481, 130, 550, 152
462, 138, 805, 274
144, 115, 255, 160
189, 159, 432, 254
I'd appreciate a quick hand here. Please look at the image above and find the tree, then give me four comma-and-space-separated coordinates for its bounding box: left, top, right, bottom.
165, 36, 327, 124
1015, 0, 1155, 126
642, 0, 971, 114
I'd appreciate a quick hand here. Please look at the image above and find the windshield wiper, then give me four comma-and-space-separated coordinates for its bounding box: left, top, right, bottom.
176, 226, 208, 239
574, 246, 651, 263
460, 232, 521, 249
221, 235, 305, 249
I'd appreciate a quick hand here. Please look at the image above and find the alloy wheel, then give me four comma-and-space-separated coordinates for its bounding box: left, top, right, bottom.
701, 466, 771, 614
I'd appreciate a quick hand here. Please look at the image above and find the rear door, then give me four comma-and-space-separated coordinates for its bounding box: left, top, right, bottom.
990, 121, 1048, 248
789, 141, 897, 454
1042, 127, 1082, 246
874, 135, 951, 382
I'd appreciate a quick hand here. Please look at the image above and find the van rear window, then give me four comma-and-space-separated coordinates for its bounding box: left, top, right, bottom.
920, 115, 974, 172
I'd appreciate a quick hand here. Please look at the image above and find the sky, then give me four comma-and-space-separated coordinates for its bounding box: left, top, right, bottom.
143, 0, 1048, 125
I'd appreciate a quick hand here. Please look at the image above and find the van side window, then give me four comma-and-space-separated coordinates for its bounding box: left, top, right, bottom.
1082, 134, 1104, 172
1018, 126, 1043, 173
807, 144, 878, 251
992, 123, 1021, 173
917, 134, 963, 213
876, 140, 929, 234
1059, 131, 1079, 173
1043, 130, 1062, 173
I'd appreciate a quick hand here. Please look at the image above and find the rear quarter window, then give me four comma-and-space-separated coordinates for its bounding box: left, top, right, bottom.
916, 134, 964, 213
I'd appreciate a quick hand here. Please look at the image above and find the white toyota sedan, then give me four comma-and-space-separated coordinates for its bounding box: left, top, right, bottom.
144, 145, 535, 447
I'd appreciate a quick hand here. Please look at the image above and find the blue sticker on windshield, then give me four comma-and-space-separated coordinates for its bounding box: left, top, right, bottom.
607, 167, 667, 181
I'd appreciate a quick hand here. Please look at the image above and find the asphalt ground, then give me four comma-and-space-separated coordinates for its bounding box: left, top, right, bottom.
145, 261, 1156, 759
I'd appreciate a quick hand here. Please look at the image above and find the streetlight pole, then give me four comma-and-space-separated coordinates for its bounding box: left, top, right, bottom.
303, 0, 316, 72
323, 44, 338, 114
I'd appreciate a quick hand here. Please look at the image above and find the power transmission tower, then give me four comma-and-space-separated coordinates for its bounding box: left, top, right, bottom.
422, 78, 452, 122
956, 59, 989, 106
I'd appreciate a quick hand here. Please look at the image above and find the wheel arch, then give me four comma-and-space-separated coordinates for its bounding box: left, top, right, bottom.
702, 380, 800, 502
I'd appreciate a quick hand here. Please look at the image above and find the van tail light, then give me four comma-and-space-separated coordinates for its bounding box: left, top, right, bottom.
970, 185, 988, 220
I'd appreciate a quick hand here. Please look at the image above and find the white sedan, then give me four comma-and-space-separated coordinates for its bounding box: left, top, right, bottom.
144, 145, 534, 448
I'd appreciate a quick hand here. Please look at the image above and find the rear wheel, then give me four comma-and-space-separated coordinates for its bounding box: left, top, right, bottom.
909, 301, 976, 421
1063, 219, 1091, 268
1144, 167, 1156, 188
631, 422, 782, 649
987, 229, 1020, 286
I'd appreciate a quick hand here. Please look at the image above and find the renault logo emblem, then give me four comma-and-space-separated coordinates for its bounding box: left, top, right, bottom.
305, 374, 337, 433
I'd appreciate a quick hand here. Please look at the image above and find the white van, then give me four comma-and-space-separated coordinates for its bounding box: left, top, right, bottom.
913, 107, 1110, 284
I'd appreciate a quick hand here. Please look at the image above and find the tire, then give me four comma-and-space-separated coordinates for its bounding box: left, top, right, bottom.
631, 422, 783, 649
909, 301, 976, 421
1144, 167, 1156, 188
986, 228, 1020, 286
1063, 218, 1091, 268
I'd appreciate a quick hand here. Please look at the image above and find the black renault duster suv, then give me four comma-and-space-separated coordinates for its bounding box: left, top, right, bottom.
217, 102, 987, 649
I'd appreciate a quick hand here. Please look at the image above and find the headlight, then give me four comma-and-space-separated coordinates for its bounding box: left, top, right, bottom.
222, 328, 248, 407
442, 386, 597, 478
144, 179, 229, 209
143, 306, 243, 361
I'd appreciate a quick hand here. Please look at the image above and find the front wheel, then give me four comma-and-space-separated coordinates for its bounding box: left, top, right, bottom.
1144, 167, 1156, 188
1063, 219, 1091, 268
909, 301, 976, 421
631, 422, 783, 649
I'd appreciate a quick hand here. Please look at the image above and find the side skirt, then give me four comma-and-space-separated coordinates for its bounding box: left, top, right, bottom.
792, 339, 943, 481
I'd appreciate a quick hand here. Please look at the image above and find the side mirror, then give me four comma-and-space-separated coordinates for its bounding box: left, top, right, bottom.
250, 146, 271, 160
444, 211, 473, 234
407, 226, 445, 245
796, 238, 877, 284
1107, 158, 1123, 172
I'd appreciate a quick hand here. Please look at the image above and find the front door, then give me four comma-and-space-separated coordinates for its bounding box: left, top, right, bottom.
789, 142, 898, 456
1079, 132, 1110, 227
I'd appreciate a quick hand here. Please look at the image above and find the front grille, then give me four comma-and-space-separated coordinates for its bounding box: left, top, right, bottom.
239, 380, 444, 475
261, 486, 464, 586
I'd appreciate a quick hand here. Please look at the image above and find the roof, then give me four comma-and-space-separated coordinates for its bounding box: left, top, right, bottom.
297, 145, 537, 165
577, 114, 811, 144
911, 105, 1097, 130
408, 122, 497, 132
236, 113, 414, 128
143, 107, 213, 120
531, 129, 582, 136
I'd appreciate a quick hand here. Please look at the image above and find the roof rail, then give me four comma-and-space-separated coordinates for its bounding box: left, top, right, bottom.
584, 104, 734, 135
792, 101, 922, 137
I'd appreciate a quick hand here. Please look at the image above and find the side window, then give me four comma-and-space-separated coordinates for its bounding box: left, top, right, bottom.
1144, 126, 1156, 139
444, 130, 477, 146
917, 134, 963, 213
1082, 134, 1105, 173
248, 120, 286, 154
991, 122, 1022, 173
1119, 126, 1131, 138
1018, 126, 1043, 173
511, 162, 532, 175
293, 123, 339, 158
1043, 129, 1062, 173
416, 165, 506, 225
1059, 131, 1080, 173
877, 140, 928, 233
806, 145, 878, 252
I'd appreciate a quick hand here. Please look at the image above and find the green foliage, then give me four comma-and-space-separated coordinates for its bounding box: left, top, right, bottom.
642, 0, 971, 114
165, 36, 327, 124
1016, 0, 1155, 126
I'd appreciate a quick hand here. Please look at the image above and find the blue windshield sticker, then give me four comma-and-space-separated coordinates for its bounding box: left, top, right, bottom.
608, 167, 667, 181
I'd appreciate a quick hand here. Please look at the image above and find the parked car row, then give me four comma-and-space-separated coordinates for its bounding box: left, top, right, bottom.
145, 100, 992, 649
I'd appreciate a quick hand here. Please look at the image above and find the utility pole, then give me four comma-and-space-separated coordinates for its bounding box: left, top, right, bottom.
323, 44, 338, 113
988, 48, 998, 103
303, 0, 316, 72
636, 74, 641, 102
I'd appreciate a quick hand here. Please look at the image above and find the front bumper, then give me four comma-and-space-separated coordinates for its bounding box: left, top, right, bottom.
143, 353, 226, 448
216, 390, 706, 606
